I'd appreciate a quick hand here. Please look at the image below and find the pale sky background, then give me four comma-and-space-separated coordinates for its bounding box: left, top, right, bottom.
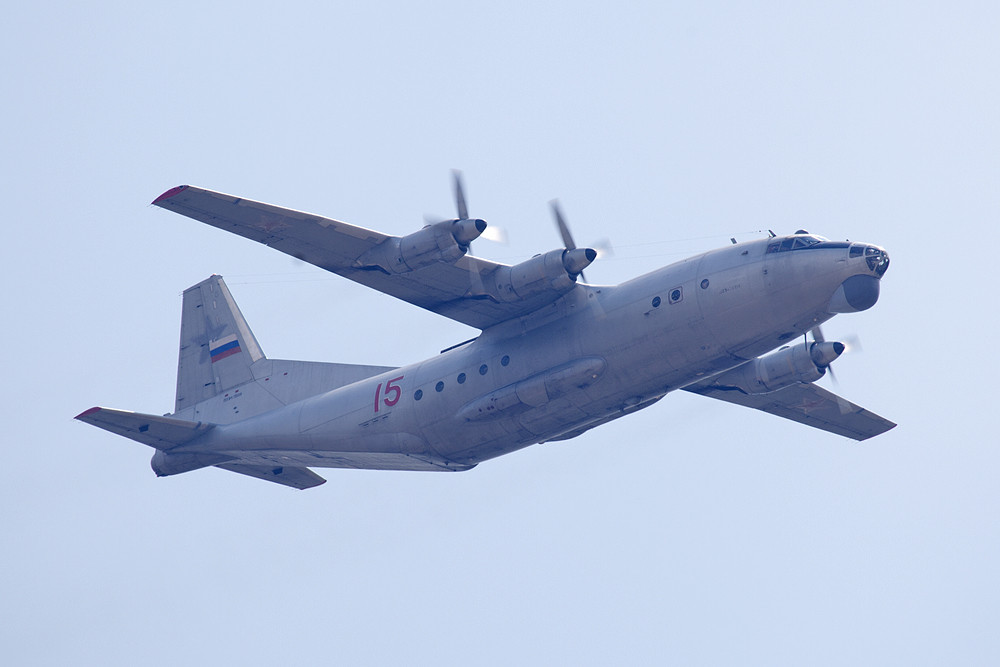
3, 2, 998, 665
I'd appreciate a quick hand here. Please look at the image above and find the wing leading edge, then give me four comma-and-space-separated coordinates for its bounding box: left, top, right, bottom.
152, 185, 559, 330
683, 381, 896, 441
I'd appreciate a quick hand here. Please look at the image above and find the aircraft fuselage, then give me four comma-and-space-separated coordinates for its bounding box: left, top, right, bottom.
174, 236, 883, 471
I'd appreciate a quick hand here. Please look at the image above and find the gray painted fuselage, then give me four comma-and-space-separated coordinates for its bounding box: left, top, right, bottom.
170, 237, 878, 470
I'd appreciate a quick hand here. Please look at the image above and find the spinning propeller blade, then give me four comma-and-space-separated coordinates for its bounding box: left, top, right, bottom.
549, 199, 597, 283
550, 200, 577, 251
809, 325, 858, 414
809, 325, 841, 387
452, 169, 469, 221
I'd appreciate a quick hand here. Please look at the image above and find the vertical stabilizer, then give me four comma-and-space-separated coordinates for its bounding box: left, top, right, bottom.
175, 275, 265, 413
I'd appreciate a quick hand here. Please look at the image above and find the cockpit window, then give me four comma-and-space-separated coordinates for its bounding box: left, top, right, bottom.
766, 235, 825, 254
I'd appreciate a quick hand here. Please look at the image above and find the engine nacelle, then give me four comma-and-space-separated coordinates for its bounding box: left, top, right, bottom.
710, 341, 844, 395
357, 218, 486, 274
489, 248, 595, 304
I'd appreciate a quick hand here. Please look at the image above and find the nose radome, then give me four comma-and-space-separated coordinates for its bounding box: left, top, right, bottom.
829, 274, 881, 313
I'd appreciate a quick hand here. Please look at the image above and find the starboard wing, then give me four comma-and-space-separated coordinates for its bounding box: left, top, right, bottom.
683, 381, 896, 441
152, 185, 542, 330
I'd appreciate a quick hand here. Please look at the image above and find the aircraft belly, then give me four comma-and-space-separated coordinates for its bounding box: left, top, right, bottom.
217, 449, 472, 472
517, 397, 588, 436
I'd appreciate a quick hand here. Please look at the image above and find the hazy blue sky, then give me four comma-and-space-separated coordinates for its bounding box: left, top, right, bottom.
4, 2, 998, 665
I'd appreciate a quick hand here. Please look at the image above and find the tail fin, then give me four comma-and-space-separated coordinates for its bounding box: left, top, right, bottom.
175, 275, 265, 413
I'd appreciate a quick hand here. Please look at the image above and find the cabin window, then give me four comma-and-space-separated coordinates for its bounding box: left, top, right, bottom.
501, 355, 510, 366
435, 381, 444, 392
651, 296, 661, 308
457, 373, 466, 384
479, 364, 488, 375
413, 389, 423, 401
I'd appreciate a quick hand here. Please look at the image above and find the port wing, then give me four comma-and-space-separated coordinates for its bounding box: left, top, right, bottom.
153, 185, 540, 330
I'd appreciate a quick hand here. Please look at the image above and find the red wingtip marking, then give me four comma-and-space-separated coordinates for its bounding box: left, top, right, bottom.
75, 407, 102, 419
152, 185, 189, 205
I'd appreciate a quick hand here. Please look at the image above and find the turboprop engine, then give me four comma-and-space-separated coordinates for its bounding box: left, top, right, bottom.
708, 340, 845, 395
488, 247, 597, 303
357, 218, 487, 274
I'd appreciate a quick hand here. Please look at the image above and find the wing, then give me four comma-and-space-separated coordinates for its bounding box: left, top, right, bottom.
683, 381, 896, 441
152, 185, 541, 330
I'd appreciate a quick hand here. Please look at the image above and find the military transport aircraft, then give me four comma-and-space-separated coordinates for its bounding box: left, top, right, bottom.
76, 175, 894, 489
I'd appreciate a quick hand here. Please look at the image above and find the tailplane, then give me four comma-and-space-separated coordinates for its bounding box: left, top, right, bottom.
76, 274, 392, 490
74, 407, 326, 489
74, 407, 214, 449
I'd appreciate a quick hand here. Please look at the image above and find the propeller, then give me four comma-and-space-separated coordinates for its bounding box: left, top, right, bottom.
551, 199, 577, 252
444, 170, 490, 295
452, 169, 469, 221
808, 327, 871, 415
809, 325, 860, 415
425, 170, 507, 244
549, 199, 606, 282
809, 325, 844, 388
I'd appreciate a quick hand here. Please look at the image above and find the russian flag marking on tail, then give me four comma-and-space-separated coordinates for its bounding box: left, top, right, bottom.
210, 334, 241, 363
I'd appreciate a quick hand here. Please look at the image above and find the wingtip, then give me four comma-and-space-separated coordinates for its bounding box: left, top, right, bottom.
75, 407, 102, 420
151, 185, 189, 205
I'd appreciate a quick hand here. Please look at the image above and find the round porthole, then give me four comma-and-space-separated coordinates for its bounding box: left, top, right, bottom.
700, 279, 710, 289
457, 372, 466, 384
652, 296, 661, 308
413, 389, 423, 401
479, 364, 488, 375
435, 381, 444, 392
501, 355, 510, 366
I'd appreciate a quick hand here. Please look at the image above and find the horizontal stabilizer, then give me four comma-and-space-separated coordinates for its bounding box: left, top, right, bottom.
75, 407, 214, 450
217, 463, 326, 490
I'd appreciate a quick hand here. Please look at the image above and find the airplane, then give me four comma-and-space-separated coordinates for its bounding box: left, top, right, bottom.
76, 175, 894, 489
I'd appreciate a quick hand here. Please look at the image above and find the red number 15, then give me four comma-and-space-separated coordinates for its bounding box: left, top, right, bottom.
374, 376, 404, 413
